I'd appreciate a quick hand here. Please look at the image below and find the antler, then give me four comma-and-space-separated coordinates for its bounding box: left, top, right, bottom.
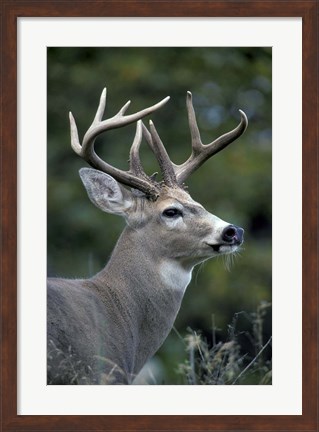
69, 88, 170, 198
174, 92, 248, 185
70, 89, 248, 199
140, 91, 248, 188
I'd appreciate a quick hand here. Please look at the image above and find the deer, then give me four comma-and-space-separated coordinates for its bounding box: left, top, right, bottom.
47, 88, 248, 385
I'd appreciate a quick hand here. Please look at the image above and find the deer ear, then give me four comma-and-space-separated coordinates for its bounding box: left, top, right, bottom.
79, 168, 133, 216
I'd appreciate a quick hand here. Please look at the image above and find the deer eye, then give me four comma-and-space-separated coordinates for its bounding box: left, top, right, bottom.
162, 208, 183, 218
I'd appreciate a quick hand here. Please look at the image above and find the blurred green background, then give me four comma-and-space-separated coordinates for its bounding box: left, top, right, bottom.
47, 47, 272, 384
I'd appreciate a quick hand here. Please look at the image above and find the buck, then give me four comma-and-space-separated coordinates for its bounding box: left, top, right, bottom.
47, 88, 248, 385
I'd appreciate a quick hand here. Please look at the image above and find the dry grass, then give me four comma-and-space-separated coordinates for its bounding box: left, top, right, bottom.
47, 340, 126, 385
176, 302, 272, 385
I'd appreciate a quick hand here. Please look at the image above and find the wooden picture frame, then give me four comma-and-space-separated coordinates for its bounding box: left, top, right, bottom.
1, 1, 317, 431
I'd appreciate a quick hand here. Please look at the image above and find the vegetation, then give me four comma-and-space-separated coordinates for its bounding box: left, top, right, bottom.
47, 47, 272, 384
48, 302, 271, 385
175, 301, 272, 385
48, 340, 126, 385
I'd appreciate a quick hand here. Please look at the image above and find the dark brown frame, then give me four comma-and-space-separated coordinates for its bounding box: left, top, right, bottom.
1, 1, 318, 431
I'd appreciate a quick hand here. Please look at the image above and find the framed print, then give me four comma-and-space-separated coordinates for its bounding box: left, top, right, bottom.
1, 1, 318, 431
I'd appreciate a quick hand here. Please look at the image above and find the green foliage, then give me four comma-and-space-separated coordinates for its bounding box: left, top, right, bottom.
48, 47, 272, 384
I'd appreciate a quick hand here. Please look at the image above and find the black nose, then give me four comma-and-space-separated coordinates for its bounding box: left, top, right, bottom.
222, 225, 244, 244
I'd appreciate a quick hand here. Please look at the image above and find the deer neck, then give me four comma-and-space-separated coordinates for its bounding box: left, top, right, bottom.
91, 226, 193, 377
96, 226, 193, 296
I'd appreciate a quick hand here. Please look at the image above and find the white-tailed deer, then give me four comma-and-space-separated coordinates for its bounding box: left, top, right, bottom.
47, 89, 248, 384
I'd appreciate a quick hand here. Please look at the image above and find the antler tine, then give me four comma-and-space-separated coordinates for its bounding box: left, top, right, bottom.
129, 120, 154, 181
175, 91, 248, 185
148, 120, 178, 187
141, 121, 154, 150
185, 91, 203, 154
141, 121, 178, 187
129, 120, 143, 176
94, 87, 107, 122
70, 89, 170, 198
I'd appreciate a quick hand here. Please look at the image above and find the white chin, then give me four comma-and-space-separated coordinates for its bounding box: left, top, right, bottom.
219, 245, 239, 255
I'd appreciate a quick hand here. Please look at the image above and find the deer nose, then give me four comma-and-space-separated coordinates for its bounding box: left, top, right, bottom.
222, 225, 244, 244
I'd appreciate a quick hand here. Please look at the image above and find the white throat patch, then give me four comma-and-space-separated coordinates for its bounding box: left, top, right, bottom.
159, 260, 192, 293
